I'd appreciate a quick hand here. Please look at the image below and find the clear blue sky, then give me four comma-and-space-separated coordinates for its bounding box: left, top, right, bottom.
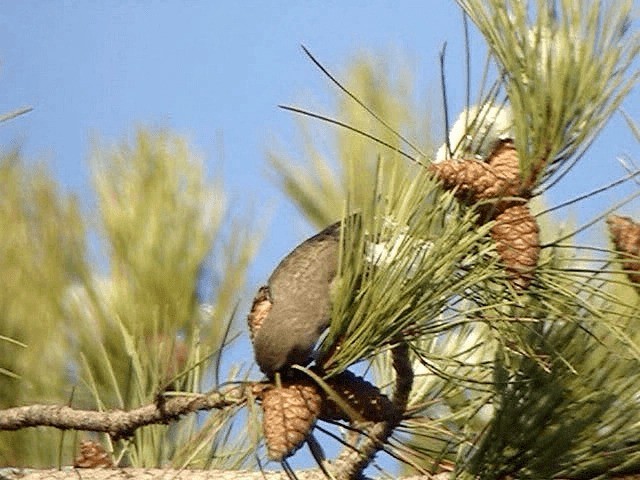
1, 1, 638, 472
1, 2, 638, 284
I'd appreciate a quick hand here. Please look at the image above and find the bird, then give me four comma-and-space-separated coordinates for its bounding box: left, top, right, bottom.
249, 220, 342, 377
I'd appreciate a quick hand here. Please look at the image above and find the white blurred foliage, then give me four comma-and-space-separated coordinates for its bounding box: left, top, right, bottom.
410, 321, 495, 401
410, 320, 497, 428
435, 103, 514, 163
435, 20, 582, 165
364, 218, 434, 279
63, 277, 117, 330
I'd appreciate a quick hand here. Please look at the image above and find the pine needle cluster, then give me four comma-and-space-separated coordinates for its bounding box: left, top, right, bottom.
267, 1, 640, 477
0, 128, 260, 468
456, 0, 639, 189
0, 0, 639, 477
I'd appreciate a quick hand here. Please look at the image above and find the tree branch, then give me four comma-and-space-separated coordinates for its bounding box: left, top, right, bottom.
0, 383, 260, 439
0, 468, 450, 480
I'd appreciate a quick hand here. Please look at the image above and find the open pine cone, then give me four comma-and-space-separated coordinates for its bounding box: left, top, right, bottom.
247, 285, 271, 344
491, 204, 540, 289
429, 140, 523, 217
259, 369, 397, 461
73, 440, 114, 468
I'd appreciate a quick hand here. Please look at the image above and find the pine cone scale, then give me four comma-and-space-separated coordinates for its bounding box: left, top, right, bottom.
491, 204, 540, 288
607, 215, 640, 284
320, 370, 396, 423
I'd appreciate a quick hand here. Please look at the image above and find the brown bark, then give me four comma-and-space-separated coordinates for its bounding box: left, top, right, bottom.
0, 469, 449, 479
0, 384, 257, 439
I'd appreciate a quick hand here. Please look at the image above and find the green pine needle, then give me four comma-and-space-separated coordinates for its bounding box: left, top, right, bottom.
457, 0, 639, 190
319, 158, 505, 375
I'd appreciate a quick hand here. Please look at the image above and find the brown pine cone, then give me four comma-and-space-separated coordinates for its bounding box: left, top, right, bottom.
262, 378, 322, 461
74, 440, 114, 468
607, 215, 640, 284
429, 140, 523, 213
491, 204, 540, 289
431, 141, 540, 288
320, 370, 397, 423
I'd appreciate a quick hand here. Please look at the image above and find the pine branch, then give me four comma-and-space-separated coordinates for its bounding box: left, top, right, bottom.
2, 468, 640, 479
0, 384, 261, 439
0, 468, 452, 480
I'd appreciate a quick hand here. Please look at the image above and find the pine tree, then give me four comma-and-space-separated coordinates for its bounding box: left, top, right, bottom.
0, 1, 639, 479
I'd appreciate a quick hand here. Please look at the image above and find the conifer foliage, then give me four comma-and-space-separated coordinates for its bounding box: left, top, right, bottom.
0, 1, 639, 479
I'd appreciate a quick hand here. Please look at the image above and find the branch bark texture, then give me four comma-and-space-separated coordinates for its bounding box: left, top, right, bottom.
0, 468, 448, 480
0, 384, 256, 439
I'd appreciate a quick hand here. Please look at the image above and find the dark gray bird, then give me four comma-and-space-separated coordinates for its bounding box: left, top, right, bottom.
249, 220, 342, 377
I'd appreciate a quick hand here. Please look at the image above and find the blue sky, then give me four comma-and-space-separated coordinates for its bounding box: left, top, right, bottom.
0, 2, 469, 278
1, 2, 637, 285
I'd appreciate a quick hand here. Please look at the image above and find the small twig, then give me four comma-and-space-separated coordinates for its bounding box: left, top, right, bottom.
0, 383, 261, 439
463, 11, 471, 123
0, 468, 453, 480
0, 106, 33, 124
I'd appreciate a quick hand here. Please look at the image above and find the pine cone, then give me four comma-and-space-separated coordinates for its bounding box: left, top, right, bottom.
491, 204, 540, 289
429, 140, 523, 214
431, 141, 540, 288
320, 370, 397, 423
248, 285, 271, 344
607, 215, 640, 284
74, 440, 114, 468
262, 378, 322, 461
